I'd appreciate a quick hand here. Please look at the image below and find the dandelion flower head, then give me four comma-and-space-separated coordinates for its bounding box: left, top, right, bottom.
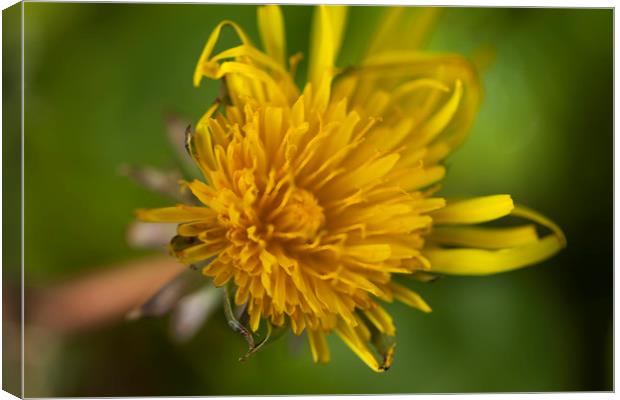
137, 5, 566, 372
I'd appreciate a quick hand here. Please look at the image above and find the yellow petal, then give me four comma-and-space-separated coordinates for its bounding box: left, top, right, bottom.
185, 179, 218, 209
263, 106, 284, 159
365, 7, 441, 58
512, 204, 567, 247
272, 265, 287, 312
204, 61, 287, 105
177, 221, 219, 237
410, 80, 463, 148
389, 282, 432, 313
431, 195, 514, 225
249, 301, 262, 332
425, 235, 564, 276
345, 244, 392, 263
179, 242, 226, 264
364, 7, 405, 58
308, 329, 331, 364
209, 44, 289, 79
193, 20, 251, 87
395, 165, 446, 191
257, 5, 286, 66
335, 321, 383, 372
352, 51, 481, 162
344, 153, 400, 189
429, 225, 539, 249
391, 78, 450, 103
308, 5, 348, 87
193, 121, 218, 172
136, 205, 215, 223
364, 305, 396, 336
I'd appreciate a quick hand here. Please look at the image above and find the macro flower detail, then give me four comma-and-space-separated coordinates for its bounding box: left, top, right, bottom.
136, 5, 566, 372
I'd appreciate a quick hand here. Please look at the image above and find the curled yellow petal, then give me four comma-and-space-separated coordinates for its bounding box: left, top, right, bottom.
425, 234, 564, 276
209, 45, 289, 78
193, 20, 251, 87
512, 204, 567, 247
431, 195, 514, 225
427, 199, 565, 276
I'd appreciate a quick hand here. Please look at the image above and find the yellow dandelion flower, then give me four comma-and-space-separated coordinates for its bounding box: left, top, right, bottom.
136, 5, 566, 372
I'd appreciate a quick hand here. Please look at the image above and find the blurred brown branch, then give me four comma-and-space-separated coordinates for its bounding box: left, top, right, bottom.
27, 256, 185, 334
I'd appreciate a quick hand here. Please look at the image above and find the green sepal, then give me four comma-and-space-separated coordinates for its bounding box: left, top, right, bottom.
223, 282, 255, 351
223, 282, 290, 362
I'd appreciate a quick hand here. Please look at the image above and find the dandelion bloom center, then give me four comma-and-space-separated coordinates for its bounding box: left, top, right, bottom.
178, 88, 442, 341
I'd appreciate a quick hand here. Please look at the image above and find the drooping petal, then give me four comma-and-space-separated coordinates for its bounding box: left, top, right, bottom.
426, 202, 565, 276
424, 235, 564, 276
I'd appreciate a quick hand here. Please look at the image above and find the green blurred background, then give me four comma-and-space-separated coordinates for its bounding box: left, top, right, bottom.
7, 4, 613, 396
